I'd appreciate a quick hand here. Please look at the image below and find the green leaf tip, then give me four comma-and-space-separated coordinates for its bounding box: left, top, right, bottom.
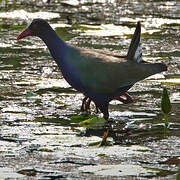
80, 117, 106, 128
161, 87, 172, 114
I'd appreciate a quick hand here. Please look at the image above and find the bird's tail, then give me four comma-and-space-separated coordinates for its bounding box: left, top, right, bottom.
127, 22, 167, 80
141, 63, 167, 77
127, 22, 142, 63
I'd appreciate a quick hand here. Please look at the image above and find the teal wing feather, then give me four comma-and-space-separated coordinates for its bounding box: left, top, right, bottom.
66, 46, 165, 94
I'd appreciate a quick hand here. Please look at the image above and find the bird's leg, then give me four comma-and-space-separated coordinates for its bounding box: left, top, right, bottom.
87, 100, 100, 113
95, 105, 99, 113
85, 98, 91, 113
81, 96, 100, 113
98, 103, 110, 146
115, 92, 133, 104
100, 113, 110, 146
81, 97, 88, 112
99, 93, 133, 146
81, 97, 92, 113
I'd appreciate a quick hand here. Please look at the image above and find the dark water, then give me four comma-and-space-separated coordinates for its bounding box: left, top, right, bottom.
0, 0, 180, 179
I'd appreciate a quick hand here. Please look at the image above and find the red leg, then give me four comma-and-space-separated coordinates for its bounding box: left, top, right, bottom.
115, 92, 133, 104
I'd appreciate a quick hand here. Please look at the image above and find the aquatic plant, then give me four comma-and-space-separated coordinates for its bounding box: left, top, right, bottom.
161, 87, 171, 127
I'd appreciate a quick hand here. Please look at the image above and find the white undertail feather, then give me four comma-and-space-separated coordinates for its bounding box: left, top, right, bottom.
134, 40, 142, 63
127, 22, 142, 62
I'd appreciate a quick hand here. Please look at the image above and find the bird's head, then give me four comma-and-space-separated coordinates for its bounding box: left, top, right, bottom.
17, 19, 52, 40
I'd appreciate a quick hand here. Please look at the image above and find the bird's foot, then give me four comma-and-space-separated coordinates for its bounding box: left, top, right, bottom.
99, 128, 109, 146
99, 111, 110, 146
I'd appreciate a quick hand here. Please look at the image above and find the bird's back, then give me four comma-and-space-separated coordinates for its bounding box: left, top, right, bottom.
65, 46, 166, 94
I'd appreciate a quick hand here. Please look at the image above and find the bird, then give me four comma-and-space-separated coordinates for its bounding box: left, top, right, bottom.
17, 19, 167, 145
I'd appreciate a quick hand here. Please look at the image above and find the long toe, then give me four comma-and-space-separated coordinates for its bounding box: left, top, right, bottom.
81, 97, 88, 112
99, 128, 109, 146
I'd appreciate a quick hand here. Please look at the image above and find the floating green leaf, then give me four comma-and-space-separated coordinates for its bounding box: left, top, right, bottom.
70, 114, 96, 123
80, 117, 106, 128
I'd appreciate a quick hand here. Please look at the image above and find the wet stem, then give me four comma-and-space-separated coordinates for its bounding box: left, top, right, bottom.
164, 113, 169, 127
164, 113, 169, 137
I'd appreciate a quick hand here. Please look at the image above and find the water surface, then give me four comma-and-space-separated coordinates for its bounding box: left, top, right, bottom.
0, 0, 180, 179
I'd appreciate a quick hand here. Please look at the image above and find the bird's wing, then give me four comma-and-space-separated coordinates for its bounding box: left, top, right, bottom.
66, 47, 165, 94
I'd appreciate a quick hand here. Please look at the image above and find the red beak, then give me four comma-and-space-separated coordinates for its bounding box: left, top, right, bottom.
17, 28, 31, 40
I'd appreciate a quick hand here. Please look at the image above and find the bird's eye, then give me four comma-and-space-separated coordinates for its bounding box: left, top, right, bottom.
32, 24, 38, 30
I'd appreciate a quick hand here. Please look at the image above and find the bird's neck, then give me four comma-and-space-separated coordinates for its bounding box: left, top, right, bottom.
39, 30, 69, 66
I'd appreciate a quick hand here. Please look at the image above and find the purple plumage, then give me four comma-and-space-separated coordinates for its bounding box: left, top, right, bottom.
17, 19, 167, 120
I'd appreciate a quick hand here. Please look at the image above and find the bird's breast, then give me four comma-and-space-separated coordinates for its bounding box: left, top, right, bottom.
58, 60, 85, 93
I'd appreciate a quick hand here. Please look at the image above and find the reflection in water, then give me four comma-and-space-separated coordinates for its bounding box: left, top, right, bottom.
0, 0, 180, 179
0, 0, 179, 139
